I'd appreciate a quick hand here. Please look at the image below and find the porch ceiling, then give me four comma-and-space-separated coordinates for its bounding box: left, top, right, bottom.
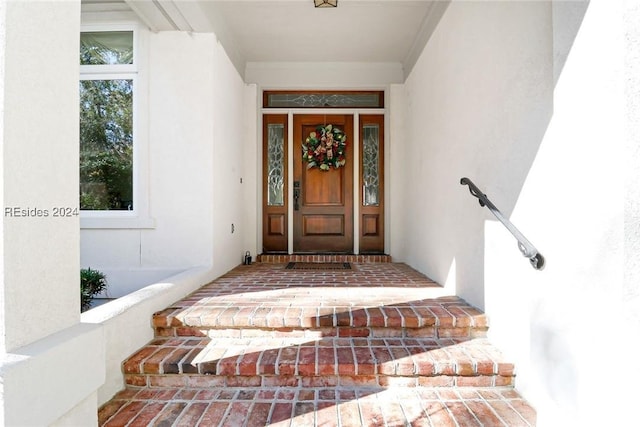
84, 0, 449, 81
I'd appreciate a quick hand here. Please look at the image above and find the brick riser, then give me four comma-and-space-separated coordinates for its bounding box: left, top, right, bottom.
123, 336, 514, 390
123, 298, 509, 392
155, 326, 487, 339
152, 296, 488, 339
257, 254, 392, 263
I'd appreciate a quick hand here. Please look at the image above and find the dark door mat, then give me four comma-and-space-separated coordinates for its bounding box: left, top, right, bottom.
285, 262, 352, 270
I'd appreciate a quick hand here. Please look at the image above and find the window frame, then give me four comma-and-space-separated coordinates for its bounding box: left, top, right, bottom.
79, 23, 153, 229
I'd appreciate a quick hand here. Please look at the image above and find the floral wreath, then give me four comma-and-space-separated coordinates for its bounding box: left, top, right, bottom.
302, 124, 347, 171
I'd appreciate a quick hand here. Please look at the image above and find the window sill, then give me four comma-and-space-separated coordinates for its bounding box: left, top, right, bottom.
80, 216, 156, 229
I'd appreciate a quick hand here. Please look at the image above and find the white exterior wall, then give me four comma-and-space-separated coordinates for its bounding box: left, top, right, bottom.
83, 266, 215, 407
487, 2, 638, 425
245, 62, 403, 87
81, 30, 251, 295
1, 0, 84, 351
243, 84, 259, 259
625, 1, 640, 329
389, 84, 408, 262
397, 1, 639, 425
397, 0, 553, 308
211, 39, 251, 272
1, 1, 104, 425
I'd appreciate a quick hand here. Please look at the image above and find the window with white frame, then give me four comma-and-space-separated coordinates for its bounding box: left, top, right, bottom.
79, 30, 136, 211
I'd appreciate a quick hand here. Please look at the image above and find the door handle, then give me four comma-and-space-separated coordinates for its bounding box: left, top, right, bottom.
293, 181, 301, 211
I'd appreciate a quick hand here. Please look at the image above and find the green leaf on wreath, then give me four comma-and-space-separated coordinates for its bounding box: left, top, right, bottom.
302, 123, 347, 171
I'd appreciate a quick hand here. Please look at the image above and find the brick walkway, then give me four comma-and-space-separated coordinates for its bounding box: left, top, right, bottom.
99, 261, 536, 426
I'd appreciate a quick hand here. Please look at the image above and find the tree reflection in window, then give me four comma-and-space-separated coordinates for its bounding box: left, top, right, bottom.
79, 79, 133, 210
79, 30, 134, 211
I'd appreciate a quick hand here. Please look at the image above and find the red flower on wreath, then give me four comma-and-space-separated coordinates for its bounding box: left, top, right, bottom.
302, 124, 347, 171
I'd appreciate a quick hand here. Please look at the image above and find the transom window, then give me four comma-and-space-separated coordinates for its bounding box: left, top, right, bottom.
263, 90, 384, 109
79, 30, 136, 211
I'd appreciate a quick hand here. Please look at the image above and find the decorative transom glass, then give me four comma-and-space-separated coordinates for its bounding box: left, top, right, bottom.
264, 91, 383, 109
267, 124, 285, 206
362, 124, 380, 206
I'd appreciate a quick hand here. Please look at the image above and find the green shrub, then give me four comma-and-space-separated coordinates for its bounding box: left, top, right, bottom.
81, 268, 107, 312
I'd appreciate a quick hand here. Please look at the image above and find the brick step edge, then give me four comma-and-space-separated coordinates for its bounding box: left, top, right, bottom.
154, 325, 488, 339
99, 386, 536, 427
124, 373, 515, 389
153, 306, 488, 330
123, 337, 512, 381
256, 254, 392, 263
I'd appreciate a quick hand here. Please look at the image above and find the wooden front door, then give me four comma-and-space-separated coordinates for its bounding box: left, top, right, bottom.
293, 114, 354, 253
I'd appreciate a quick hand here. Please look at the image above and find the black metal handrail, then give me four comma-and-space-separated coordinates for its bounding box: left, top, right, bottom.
460, 177, 545, 270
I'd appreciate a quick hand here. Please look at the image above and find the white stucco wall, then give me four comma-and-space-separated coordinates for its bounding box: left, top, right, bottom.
80, 30, 251, 296
388, 84, 408, 262
485, 2, 637, 425
1, 0, 83, 351
243, 84, 259, 259
211, 38, 250, 272
245, 62, 403, 87
82, 266, 215, 407
625, 1, 640, 326
144, 32, 216, 270
397, 1, 639, 425
397, 0, 553, 309
1, 323, 104, 426
1, 1, 105, 425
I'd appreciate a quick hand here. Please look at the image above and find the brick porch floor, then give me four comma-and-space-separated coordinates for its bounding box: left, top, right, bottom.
98, 259, 536, 426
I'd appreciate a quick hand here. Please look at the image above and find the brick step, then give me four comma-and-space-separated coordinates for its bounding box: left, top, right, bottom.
99, 386, 536, 426
152, 295, 488, 339
256, 254, 392, 263
122, 336, 514, 390
100, 264, 536, 426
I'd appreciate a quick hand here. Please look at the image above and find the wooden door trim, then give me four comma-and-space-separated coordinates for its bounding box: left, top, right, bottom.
359, 114, 385, 254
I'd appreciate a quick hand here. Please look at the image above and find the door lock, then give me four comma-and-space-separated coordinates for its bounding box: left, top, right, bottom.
293, 181, 301, 211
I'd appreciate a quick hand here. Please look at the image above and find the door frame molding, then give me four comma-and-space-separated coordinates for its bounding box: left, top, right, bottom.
261, 107, 386, 255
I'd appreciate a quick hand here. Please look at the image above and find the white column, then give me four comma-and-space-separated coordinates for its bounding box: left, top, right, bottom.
1, 0, 80, 352
1, 1, 104, 425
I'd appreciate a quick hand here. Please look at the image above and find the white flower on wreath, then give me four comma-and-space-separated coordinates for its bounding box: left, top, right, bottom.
302, 124, 347, 171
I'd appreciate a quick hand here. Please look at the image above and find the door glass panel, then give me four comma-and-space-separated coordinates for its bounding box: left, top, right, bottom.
267, 124, 285, 206
362, 124, 380, 206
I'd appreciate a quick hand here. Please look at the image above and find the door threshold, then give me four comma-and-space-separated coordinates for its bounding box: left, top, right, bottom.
257, 254, 392, 263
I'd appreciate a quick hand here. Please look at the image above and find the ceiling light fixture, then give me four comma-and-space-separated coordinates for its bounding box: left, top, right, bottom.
314, 0, 337, 8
